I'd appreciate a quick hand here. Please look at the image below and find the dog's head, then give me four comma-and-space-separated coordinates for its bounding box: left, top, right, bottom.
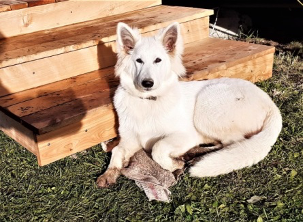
115, 22, 185, 98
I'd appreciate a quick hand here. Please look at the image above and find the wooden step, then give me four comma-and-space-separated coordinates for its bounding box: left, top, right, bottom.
0, 5, 213, 97
0, 37, 275, 166
0, 0, 162, 38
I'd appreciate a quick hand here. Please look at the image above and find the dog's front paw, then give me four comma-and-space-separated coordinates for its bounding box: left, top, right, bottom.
96, 168, 120, 188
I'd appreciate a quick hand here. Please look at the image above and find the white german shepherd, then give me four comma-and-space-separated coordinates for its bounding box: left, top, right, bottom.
97, 22, 282, 187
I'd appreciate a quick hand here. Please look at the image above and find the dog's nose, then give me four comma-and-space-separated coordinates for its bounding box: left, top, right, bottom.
141, 79, 154, 88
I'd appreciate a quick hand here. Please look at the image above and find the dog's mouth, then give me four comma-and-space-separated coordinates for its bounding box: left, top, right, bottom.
143, 88, 152, 92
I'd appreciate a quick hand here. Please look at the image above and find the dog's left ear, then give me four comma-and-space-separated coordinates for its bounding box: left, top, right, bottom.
159, 22, 181, 53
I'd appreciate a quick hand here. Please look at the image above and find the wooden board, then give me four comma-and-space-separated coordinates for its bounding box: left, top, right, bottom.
0, 43, 113, 97
202, 53, 274, 82
0, 68, 110, 108
36, 106, 117, 166
181, 38, 275, 81
0, 0, 162, 38
0, 14, 210, 97
0, 67, 117, 134
0, 38, 275, 136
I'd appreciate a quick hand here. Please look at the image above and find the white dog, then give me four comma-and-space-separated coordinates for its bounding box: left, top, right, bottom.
97, 22, 282, 187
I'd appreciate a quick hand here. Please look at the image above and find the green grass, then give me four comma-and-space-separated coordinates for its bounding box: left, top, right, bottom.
0, 41, 302, 222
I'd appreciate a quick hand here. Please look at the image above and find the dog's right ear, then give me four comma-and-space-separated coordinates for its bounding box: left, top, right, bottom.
116, 22, 140, 55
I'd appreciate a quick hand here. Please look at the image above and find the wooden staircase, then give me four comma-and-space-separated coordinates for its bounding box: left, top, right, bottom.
0, 1, 275, 166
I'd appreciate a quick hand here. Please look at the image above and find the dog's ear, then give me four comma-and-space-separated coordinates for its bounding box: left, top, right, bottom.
159, 22, 181, 53
116, 22, 140, 55
158, 22, 185, 76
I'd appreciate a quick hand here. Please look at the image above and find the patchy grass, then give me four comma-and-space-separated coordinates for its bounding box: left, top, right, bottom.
0, 41, 302, 221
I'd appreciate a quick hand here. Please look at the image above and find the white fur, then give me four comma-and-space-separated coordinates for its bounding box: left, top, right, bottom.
106, 22, 282, 177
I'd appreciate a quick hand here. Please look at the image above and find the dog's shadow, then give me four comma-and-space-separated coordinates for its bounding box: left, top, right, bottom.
94, 40, 120, 178
97, 41, 120, 133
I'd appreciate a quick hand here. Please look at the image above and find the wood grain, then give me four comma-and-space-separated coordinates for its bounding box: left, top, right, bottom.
6, 77, 117, 118
0, 43, 112, 97
21, 85, 116, 134
200, 53, 274, 82
0, 0, 162, 38
36, 107, 117, 166
181, 38, 275, 81
0, 67, 114, 108
0, 67, 117, 134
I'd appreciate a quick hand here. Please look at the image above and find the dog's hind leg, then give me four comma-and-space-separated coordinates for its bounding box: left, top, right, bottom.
97, 135, 141, 188
151, 132, 199, 172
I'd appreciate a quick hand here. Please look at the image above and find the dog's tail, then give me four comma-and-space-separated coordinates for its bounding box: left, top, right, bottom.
189, 105, 282, 177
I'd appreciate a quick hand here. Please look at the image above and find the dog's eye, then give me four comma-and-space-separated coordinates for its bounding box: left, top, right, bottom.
136, 58, 143, 64
154, 58, 162, 63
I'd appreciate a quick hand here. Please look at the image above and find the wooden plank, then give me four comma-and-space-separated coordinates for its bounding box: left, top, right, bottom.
181, 38, 275, 81
0, 110, 38, 155
21, 86, 115, 134
0, 16, 210, 97
0, 42, 113, 97
0, 1, 28, 10
5, 69, 117, 118
0, 6, 212, 68
0, 0, 162, 38
0, 68, 111, 108
192, 53, 274, 82
36, 107, 117, 166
